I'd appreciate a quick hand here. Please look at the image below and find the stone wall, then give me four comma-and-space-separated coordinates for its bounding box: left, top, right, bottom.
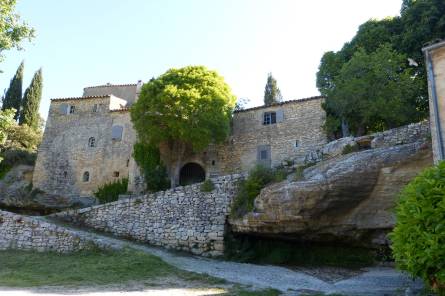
0, 210, 97, 252
51, 174, 244, 256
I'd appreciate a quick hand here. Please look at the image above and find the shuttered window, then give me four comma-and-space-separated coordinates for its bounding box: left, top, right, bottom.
263, 109, 284, 125
59, 104, 69, 115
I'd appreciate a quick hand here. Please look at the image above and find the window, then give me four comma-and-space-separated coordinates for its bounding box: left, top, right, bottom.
257, 145, 271, 168
83, 171, 90, 182
113, 171, 120, 177
88, 137, 95, 147
92, 104, 98, 112
295, 140, 299, 148
260, 150, 268, 160
211, 160, 216, 166
263, 112, 276, 125
63, 171, 67, 178
126, 159, 130, 167
69, 105, 75, 114
111, 125, 123, 141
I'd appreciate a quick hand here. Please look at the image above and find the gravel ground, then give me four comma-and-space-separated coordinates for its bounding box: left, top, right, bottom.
26, 217, 424, 295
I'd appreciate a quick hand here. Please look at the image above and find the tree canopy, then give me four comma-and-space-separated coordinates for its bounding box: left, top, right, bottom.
0, 0, 34, 64
2, 61, 23, 119
316, 0, 443, 138
131, 65, 236, 187
19, 68, 42, 129
264, 73, 282, 106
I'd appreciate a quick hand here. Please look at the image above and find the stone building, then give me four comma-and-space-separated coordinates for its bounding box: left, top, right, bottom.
33, 83, 326, 197
423, 40, 445, 163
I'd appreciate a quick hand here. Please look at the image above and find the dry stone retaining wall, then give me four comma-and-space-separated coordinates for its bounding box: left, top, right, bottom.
0, 210, 99, 252
51, 174, 244, 257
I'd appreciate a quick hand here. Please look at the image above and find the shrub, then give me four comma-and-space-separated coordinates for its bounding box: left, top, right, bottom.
200, 179, 215, 192
0, 149, 36, 180
390, 162, 445, 293
94, 178, 128, 204
230, 165, 286, 218
133, 142, 170, 192
341, 143, 359, 155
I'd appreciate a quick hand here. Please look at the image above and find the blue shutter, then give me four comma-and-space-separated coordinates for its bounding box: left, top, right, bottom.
276, 109, 284, 123
111, 125, 123, 141
59, 104, 68, 115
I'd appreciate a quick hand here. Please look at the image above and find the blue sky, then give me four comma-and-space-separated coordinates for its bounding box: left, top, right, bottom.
1, 0, 402, 119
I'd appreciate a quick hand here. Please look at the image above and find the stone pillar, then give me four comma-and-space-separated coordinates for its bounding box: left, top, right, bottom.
423, 41, 445, 163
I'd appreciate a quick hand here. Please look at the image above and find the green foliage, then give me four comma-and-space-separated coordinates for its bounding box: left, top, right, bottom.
93, 178, 128, 204
224, 232, 374, 268
264, 72, 282, 106
19, 68, 42, 129
200, 179, 215, 192
0, 108, 16, 145
341, 144, 359, 155
0, 148, 36, 180
2, 61, 23, 119
131, 66, 236, 186
231, 166, 287, 218
321, 45, 424, 136
0, 0, 34, 64
133, 142, 170, 192
316, 0, 445, 138
390, 162, 445, 293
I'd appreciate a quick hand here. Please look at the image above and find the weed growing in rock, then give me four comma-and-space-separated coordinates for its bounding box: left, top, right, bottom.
200, 179, 215, 192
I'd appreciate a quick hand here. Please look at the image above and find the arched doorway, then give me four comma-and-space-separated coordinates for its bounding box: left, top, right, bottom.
179, 163, 205, 186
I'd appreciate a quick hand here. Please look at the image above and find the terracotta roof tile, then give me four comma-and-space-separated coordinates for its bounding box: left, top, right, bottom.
51, 95, 112, 102
234, 96, 325, 113
110, 107, 130, 113
83, 83, 137, 89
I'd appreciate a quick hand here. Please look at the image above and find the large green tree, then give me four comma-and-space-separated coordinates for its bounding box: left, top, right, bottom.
2, 61, 23, 119
131, 66, 236, 187
0, 0, 34, 64
19, 68, 42, 129
324, 45, 424, 136
264, 73, 282, 106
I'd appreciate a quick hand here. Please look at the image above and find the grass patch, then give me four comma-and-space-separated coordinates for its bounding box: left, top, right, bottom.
224, 233, 375, 269
341, 144, 359, 155
0, 248, 177, 287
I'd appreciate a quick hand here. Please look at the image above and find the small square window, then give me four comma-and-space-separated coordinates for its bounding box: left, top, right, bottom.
295, 140, 299, 148
113, 171, 120, 177
263, 112, 277, 125
211, 160, 216, 166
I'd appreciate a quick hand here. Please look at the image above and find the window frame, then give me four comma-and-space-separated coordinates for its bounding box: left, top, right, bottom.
82, 171, 90, 182
88, 137, 96, 148
263, 112, 277, 125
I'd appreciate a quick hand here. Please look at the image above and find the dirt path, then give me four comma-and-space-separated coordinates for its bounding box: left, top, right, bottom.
32, 217, 424, 295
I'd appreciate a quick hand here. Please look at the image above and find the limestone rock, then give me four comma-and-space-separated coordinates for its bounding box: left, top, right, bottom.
0, 165, 95, 213
321, 136, 357, 159
229, 141, 433, 246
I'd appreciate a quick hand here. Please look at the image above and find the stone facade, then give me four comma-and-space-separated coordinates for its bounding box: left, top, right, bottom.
34, 82, 327, 197
423, 40, 445, 163
0, 210, 98, 252
51, 174, 243, 256
33, 92, 137, 197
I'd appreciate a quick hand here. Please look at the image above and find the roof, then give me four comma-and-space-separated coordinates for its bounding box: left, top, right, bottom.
422, 39, 445, 52
51, 95, 111, 102
234, 96, 325, 113
83, 83, 137, 90
110, 107, 130, 113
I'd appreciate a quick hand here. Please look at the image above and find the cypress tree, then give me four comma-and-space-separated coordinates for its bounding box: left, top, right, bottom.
2, 61, 24, 119
264, 72, 282, 106
20, 68, 42, 129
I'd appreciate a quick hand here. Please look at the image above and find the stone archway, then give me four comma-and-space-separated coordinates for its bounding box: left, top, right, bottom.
179, 163, 205, 186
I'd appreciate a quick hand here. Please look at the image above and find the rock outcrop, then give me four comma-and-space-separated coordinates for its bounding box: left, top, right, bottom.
230, 122, 433, 247
0, 165, 95, 214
